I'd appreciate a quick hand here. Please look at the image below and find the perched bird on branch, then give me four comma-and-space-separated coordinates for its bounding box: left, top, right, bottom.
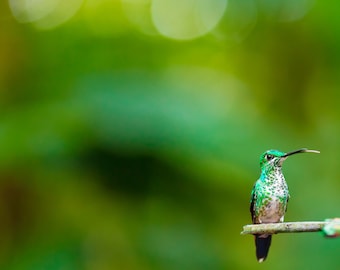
250, 148, 319, 262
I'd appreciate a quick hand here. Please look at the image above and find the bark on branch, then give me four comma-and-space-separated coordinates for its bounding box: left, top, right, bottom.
241, 219, 340, 237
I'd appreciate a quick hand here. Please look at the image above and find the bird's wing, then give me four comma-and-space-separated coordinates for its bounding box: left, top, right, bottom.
285, 195, 290, 213
250, 183, 257, 224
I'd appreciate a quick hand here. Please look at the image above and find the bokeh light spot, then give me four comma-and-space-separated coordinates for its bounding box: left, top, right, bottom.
9, 0, 59, 23
33, 0, 84, 30
279, 0, 315, 22
9, 0, 84, 29
151, 0, 228, 40
259, 0, 315, 22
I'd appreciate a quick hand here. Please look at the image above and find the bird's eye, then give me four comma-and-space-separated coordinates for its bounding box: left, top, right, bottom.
266, 154, 273, 160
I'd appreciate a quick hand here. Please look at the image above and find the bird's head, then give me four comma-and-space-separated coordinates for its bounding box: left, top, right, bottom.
259, 148, 320, 172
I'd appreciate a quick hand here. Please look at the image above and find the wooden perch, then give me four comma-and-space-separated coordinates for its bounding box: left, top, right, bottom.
241, 219, 340, 238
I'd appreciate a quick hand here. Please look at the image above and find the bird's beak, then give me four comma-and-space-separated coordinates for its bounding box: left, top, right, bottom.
283, 148, 320, 157
278, 148, 320, 166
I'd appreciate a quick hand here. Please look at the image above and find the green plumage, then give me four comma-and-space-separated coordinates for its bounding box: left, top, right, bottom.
250, 148, 320, 262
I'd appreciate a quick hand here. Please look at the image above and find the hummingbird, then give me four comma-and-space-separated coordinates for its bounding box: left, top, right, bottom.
250, 148, 320, 262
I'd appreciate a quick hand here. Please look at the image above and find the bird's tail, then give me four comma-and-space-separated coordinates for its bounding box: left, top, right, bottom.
255, 234, 272, 263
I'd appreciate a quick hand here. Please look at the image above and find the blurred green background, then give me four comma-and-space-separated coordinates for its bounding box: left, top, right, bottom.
0, 0, 339, 269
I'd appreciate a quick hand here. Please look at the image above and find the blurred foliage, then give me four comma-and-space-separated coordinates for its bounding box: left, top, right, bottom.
0, 0, 340, 269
